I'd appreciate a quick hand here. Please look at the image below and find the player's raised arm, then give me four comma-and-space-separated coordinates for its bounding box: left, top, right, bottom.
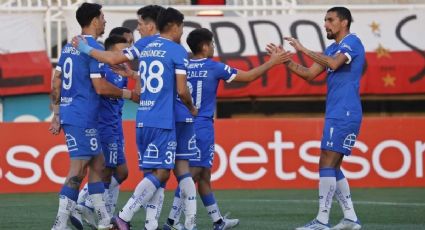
232, 47, 291, 82
72, 35, 130, 65
91, 77, 137, 101
285, 37, 348, 71
267, 43, 326, 82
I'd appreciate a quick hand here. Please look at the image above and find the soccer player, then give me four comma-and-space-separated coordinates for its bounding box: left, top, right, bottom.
71, 34, 134, 230
161, 44, 199, 230
101, 27, 134, 217
98, 34, 132, 215
108, 7, 197, 230
269, 6, 364, 230
163, 28, 290, 230
48, 3, 137, 230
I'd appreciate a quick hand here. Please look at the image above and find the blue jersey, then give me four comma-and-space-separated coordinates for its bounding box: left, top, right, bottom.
98, 64, 128, 137
134, 37, 188, 129
174, 98, 193, 122
324, 33, 365, 121
186, 58, 237, 119
123, 34, 160, 61
56, 35, 104, 128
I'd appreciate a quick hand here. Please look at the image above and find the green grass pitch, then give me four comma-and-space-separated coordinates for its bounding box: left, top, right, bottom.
1, 188, 424, 229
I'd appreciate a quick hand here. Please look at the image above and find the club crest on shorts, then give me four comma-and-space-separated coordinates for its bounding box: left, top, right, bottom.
343, 133, 357, 150
146, 143, 159, 158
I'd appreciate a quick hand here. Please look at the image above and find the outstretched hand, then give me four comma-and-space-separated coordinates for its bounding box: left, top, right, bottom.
284, 37, 305, 52
266, 43, 284, 54
266, 43, 292, 64
110, 63, 137, 79
71, 35, 93, 54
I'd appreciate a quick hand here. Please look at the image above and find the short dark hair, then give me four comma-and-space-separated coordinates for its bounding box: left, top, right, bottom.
137, 5, 164, 23
76, 3, 102, 28
104, 35, 128, 51
187, 28, 213, 54
109, 27, 132, 37
327, 6, 352, 29
156, 7, 184, 33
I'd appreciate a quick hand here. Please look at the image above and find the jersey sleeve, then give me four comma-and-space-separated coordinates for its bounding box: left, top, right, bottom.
55, 52, 65, 72
173, 45, 188, 75
123, 36, 153, 61
122, 45, 140, 61
214, 62, 238, 83
338, 35, 360, 65
89, 57, 104, 79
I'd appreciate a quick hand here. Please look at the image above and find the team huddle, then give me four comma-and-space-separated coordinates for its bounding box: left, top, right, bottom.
49, 2, 364, 230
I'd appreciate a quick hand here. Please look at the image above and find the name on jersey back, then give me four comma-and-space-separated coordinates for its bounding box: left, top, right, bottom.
140, 42, 166, 58
62, 46, 80, 55
187, 63, 208, 79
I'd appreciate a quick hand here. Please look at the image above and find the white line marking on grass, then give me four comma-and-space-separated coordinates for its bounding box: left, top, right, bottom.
221, 199, 425, 207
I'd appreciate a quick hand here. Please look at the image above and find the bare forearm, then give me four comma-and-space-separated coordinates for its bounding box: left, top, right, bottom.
97, 82, 125, 98
50, 84, 60, 105
286, 60, 313, 81
302, 49, 331, 67
244, 60, 275, 81
131, 78, 141, 103
92, 78, 134, 99
50, 71, 61, 114
51, 72, 61, 104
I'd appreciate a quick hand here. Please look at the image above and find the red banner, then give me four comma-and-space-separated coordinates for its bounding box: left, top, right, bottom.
0, 51, 52, 96
0, 117, 424, 193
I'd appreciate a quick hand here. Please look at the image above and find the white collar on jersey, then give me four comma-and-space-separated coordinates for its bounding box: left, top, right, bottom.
158, 36, 172, 41
337, 33, 356, 44
190, 58, 207, 62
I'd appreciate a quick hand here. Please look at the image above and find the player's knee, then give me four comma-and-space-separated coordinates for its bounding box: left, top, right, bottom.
198, 175, 211, 187
192, 173, 201, 183
68, 165, 87, 178
101, 168, 114, 182
154, 169, 171, 183
91, 159, 106, 173
65, 174, 84, 189
319, 150, 342, 168
200, 169, 211, 182
189, 167, 203, 182
92, 164, 106, 175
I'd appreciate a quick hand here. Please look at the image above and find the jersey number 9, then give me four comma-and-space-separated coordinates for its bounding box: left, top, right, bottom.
62, 57, 73, 90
